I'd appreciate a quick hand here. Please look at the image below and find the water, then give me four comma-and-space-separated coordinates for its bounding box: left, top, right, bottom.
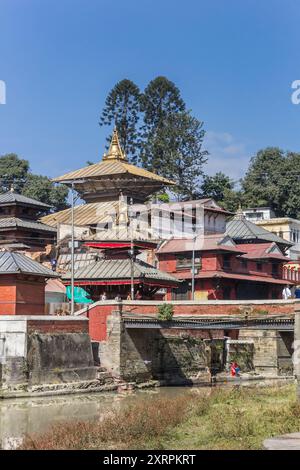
0, 386, 193, 449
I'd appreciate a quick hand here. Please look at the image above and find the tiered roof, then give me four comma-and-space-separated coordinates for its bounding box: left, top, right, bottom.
52, 128, 175, 203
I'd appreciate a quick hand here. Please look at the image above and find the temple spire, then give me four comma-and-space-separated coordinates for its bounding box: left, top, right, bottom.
102, 127, 127, 162
234, 202, 245, 220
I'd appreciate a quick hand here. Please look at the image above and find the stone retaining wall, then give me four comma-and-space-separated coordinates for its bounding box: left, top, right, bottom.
0, 316, 97, 394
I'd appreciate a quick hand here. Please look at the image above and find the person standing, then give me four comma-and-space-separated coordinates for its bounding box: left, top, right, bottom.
282, 285, 292, 300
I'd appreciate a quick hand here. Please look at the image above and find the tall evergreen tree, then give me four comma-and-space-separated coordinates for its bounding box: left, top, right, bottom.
148, 111, 208, 200
140, 76, 186, 172
99, 79, 141, 163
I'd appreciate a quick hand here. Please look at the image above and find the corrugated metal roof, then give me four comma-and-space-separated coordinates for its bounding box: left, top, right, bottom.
0, 217, 57, 232
0, 191, 51, 208
53, 160, 175, 186
226, 218, 293, 246
0, 251, 58, 277
62, 258, 179, 284
41, 201, 119, 227
57, 253, 98, 271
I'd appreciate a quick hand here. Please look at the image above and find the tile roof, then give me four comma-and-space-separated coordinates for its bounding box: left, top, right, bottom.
0, 251, 58, 277
172, 270, 291, 285
157, 234, 245, 254
0, 191, 51, 208
226, 217, 293, 246
0, 217, 57, 232
62, 258, 179, 285
238, 243, 288, 261
45, 278, 66, 293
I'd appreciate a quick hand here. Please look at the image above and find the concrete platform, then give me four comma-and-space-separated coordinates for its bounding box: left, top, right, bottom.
263, 433, 300, 450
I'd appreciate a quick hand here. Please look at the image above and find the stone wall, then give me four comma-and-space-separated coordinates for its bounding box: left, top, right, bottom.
0, 316, 97, 395
98, 310, 224, 384
80, 299, 296, 342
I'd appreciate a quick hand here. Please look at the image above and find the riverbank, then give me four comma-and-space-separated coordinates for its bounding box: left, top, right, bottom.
19, 384, 300, 450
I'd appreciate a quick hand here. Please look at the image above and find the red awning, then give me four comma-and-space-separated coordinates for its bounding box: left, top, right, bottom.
64, 279, 175, 288
84, 241, 156, 249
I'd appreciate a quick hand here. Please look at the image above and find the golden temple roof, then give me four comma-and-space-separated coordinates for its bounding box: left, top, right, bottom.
41, 201, 119, 227
53, 128, 175, 186
103, 127, 127, 161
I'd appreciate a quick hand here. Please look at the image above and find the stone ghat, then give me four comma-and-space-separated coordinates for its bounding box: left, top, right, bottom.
0, 316, 98, 396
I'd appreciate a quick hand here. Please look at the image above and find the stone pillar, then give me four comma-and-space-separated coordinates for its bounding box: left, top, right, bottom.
98, 309, 124, 377
294, 305, 300, 400
239, 329, 278, 375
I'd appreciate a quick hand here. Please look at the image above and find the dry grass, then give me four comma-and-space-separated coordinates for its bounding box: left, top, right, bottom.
19, 384, 300, 450
19, 393, 196, 450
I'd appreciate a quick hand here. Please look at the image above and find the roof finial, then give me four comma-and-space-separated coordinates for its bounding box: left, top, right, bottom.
234, 201, 245, 220
102, 127, 127, 162
10, 183, 15, 193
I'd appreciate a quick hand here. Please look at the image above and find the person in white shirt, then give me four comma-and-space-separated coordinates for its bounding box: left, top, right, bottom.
282, 285, 292, 300
101, 292, 107, 301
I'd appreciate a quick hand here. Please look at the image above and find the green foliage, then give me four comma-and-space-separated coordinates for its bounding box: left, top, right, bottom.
99, 79, 142, 164
200, 172, 234, 201
156, 192, 170, 202
0, 153, 29, 192
157, 303, 174, 321
0, 153, 69, 212
241, 147, 300, 218
148, 111, 208, 200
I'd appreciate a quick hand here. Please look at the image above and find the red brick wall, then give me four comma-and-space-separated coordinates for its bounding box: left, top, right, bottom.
15, 279, 45, 315
0, 275, 46, 315
0, 278, 16, 315
86, 304, 115, 341
27, 319, 88, 334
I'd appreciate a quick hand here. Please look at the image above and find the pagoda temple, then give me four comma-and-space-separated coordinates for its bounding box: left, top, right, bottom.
42, 129, 181, 300
50, 127, 174, 203
0, 190, 56, 251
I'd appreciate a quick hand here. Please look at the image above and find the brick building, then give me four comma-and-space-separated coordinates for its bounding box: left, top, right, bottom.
0, 251, 58, 315
157, 234, 291, 301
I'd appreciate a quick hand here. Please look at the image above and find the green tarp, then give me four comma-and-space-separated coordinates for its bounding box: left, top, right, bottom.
66, 286, 93, 304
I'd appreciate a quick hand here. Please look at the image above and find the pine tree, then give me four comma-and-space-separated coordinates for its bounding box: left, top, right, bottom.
140, 76, 186, 172
99, 79, 141, 163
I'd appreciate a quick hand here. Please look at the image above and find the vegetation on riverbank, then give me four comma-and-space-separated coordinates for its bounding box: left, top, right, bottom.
20, 384, 300, 450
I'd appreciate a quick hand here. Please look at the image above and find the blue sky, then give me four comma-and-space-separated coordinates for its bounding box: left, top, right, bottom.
0, 0, 299, 184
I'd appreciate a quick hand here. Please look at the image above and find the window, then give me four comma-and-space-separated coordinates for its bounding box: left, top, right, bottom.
239, 258, 247, 269
222, 254, 231, 270
256, 262, 263, 271
176, 252, 201, 270
272, 263, 279, 276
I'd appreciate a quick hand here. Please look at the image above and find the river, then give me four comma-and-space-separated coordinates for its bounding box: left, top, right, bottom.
0, 387, 194, 449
